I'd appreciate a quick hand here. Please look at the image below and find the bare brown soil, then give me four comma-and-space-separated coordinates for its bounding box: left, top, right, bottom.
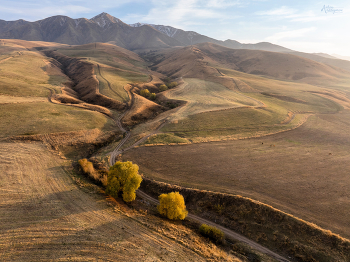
0, 142, 238, 261
122, 111, 350, 240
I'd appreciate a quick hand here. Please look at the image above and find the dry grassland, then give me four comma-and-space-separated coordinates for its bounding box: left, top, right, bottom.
57, 43, 149, 102
0, 142, 239, 261
0, 102, 116, 138
96, 65, 147, 102
0, 95, 46, 104
0, 49, 66, 97
164, 78, 261, 120
123, 110, 350, 240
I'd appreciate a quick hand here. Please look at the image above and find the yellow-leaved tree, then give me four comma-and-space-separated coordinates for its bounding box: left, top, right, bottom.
106, 161, 142, 202
157, 192, 188, 220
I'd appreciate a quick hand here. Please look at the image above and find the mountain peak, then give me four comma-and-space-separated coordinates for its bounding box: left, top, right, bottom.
90, 12, 122, 28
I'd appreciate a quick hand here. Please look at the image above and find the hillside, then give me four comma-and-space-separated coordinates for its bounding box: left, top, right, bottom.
287, 51, 350, 73
148, 42, 350, 85
130, 23, 292, 52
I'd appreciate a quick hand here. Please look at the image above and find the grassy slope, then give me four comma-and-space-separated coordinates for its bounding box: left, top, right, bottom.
0, 42, 116, 139
96, 65, 147, 102
0, 102, 115, 138
57, 43, 149, 102
0, 50, 64, 97
144, 74, 341, 144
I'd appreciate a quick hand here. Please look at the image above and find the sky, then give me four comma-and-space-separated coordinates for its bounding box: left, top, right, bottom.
1, 0, 349, 56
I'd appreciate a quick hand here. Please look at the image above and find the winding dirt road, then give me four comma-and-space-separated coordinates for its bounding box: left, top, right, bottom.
136, 191, 289, 262
110, 81, 290, 262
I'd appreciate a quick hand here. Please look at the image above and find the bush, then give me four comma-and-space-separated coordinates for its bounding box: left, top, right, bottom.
159, 84, 168, 92
140, 88, 156, 100
166, 81, 178, 88
106, 161, 142, 202
199, 224, 225, 244
140, 89, 150, 97
157, 192, 188, 220
78, 158, 99, 181
149, 92, 156, 100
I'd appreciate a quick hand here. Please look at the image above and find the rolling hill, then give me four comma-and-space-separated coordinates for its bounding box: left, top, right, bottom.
148, 42, 350, 85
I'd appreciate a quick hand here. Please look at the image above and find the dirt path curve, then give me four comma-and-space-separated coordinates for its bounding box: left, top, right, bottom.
0, 142, 214, 261
136, 190, 290, 262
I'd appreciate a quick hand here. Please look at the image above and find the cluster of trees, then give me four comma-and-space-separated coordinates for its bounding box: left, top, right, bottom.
80, 160, 225, 245
166, 81, 178, 88
140, 81, 178, 101
105, 161, 188, 220
159, 81, 178, 92
140, 89, 156, 100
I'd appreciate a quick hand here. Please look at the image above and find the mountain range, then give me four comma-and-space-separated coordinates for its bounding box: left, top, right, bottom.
0, 12, 292, 52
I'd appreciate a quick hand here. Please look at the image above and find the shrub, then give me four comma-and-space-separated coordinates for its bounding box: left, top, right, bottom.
159, 84, 168, 92
149, 92, 156, 100
166, 101, 178, 109
157, 192, 188, 220
78, 158, 99, 181
106, 161, 142, 202
140, 89, 150, 97
140, 88, 156, 100
166, 81, 178, 88
199, 224, 225, 244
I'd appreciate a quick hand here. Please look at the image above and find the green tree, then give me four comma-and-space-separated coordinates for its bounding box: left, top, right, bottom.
106, 161, 142, 202
159, 84, 168, 92
157, 192, 188, 220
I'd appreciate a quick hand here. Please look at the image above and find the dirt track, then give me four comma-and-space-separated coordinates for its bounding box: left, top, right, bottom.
0, 142, 225, 261
136, 190, 289, 262
109, 84, 289, 261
